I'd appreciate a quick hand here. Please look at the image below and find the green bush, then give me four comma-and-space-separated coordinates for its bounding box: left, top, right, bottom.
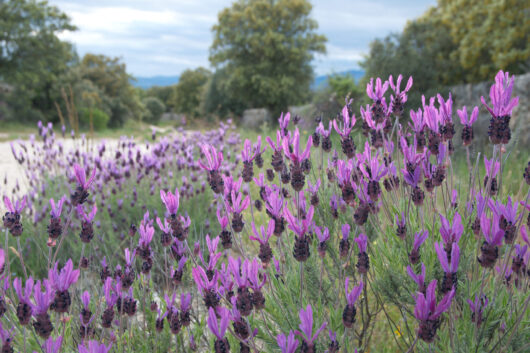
142, 96, 166, 124
78, 107, 109, 131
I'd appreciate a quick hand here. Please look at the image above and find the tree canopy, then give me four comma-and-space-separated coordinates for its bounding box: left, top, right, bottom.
170, 67, 211, 118
0, 0, 77, 121
209, 0, 327, 115
361, 0, 529, 107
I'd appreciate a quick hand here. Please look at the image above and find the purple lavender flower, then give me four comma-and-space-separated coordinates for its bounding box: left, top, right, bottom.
250, 219, 275, 265
495, 263, 513, 286
307, 179, 321, 206
76, 204, 97, 222
481, 70, 519, 145
436, 93, 455, 140
409, 230, 428, 264
42, 336, 62, 353
32, 279, 54, 316
279, 112, 291, 137
0, 322, 13, 353
71, 164, 96, 206
343, 278, 363, 327
435, 242, 460, 293
14, 277, 34, 325
198, 144, 224, 171
484, 156, 500, 196
478, 214, 504, 268
73, 164, 96, 191
49, 196, 66, 218
355, 233, 370, 274
284, 206, 314, 238
207, 307, 230, 352
407, 263, 426, 293
402, 165, 421, 188
388, 74, 413, 117
160, 188, 179, 215
277, 331, 299, 353
49, 259, 80, 313
225, 190, 250, 233
2, 195, 26, 236
314, 225, 330, 257
395, 213, 406, 239
467, 294, 488, 327
333, 105, 356, 138
78, 340, 112, 353
317, 121, 333, 152
457, 106, 478, 146
295, 304, 327, 351
355, 233, 367, 253
338, 223, 351, 258
367, 77, 389, 102
192, 266, 219, 309
414, 280, 455, 342
247, 258, 267, 309
199, 144, 224, 194
493, 196, 519, 243
76, 204, 97, 243
439, 213, 463, 248
282, 128, 312, 165
409, 109, 425, 143
512, 244, 527, 274
241, 139, 257, 163
138, 222, 154, 249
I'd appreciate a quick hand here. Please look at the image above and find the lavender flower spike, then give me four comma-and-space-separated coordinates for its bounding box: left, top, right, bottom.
160, 187, 179, 215
367, 77, 389, 102
407, 263, 426, 292
42, 336, 63, 353
277, 331, 299, 353
49, 259, 80, 292
49, 196, 66, 218
435, 242, 460, 274
345, 278, 363, 306
198, 144, 223, 171
333, 105, 356, 138
3, 195, 27, 214
78, 340, 112, 353
295, 304, 327, 348
481, 70, 519, 118
409, 230, 428, 264
207, 307, 230, 351
414, 280, 455, 342
73, 163, 96, 190
354, 233, 368, 253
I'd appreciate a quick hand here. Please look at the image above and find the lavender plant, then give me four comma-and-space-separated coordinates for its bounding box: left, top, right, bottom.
0, 70, 528, 353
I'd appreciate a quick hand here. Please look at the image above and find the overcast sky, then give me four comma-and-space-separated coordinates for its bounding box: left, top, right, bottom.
51, 0, 436, 77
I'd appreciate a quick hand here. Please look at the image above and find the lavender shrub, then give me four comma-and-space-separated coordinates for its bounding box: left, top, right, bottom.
0, 70, 528, 353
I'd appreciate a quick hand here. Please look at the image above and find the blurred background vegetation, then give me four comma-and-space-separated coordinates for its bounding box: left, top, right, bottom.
0, 0, 528, 131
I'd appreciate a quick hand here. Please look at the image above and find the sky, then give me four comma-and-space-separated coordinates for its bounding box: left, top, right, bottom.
51, 0, 436, 78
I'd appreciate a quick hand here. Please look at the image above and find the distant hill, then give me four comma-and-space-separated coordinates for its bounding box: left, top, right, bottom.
131, 69, 365, 89
131, 76, 180, 89
313, 69, 365, 89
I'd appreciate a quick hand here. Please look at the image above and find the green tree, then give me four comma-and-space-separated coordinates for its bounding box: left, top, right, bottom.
76, 54, 142, 127
143, 85, 175, 111
170, 67, 211, 118
361, 0, 529, 105
440, 0, 529, 81
202, 68, 247, 118
327, 74, 363, 105
142, 96, 166, 124
209, 0, 326, 116
0, 0, 76, 121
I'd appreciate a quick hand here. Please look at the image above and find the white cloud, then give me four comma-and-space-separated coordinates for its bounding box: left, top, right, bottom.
50, 0, 436, 77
